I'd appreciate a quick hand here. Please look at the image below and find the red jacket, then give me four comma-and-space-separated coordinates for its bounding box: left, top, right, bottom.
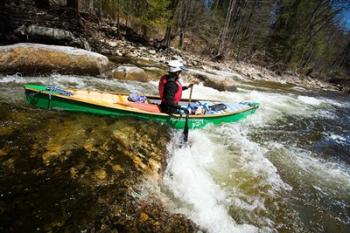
159, 75, 183, 104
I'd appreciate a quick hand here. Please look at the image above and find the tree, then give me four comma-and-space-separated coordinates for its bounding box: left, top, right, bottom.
333, 39, 350, 72
217, 0, 237, 57
35, 0, 50, 9
67, 0, 79, 9
268, 0, 350, 72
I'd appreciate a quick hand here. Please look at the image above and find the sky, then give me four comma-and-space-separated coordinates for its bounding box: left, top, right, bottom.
342, 11, 350, 31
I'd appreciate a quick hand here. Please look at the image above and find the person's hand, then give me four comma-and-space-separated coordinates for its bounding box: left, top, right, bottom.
189, 80, 200, 87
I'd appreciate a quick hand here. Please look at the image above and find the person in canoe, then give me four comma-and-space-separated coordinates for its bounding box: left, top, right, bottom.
158, 60, 195, 114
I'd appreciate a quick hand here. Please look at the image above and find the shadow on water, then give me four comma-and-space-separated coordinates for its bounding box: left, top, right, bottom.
0, 103, 196, 233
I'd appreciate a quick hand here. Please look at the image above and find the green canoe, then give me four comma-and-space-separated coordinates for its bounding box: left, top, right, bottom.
24, 84, 259, 129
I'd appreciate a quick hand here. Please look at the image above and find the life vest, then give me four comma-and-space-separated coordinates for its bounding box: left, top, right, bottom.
159, 75, 182, 103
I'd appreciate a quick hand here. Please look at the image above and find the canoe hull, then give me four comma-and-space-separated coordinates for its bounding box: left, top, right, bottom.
25, 85, 258, 129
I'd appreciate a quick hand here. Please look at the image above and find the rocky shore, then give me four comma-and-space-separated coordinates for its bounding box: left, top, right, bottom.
0, 41, 342, 93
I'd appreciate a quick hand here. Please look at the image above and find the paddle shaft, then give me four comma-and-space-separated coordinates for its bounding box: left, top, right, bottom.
183, 85, 194, 142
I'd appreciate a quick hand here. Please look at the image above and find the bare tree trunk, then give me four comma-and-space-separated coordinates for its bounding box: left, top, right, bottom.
217, 0, 237, 57
163, 26, 172, 48
35, 0, 50, 9
67, 0, 79, 9
96, 0, 103, 19
212, 0, 220, 10
117, 0, 121, 37
333, 41, 350, 69
179, 30, 184, 48
175, 0, 192, 49
160, 0, 180, 48
89, 0, 94, 14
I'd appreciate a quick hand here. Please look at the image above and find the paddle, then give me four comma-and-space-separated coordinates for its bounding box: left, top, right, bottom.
183, 84, 194, 143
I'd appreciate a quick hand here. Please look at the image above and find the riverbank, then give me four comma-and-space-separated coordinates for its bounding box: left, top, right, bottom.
1, 0, 347, 93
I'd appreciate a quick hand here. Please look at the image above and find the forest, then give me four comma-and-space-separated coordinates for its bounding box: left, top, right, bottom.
3, 0, 350, 80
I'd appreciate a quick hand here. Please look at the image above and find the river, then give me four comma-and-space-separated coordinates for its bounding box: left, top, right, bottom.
0, 72, 349, 233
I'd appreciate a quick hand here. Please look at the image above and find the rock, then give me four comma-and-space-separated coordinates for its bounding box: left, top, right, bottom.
115, 50, 123, 56
49, 0, 65, 6
1, 91, 199, 233
100, 48, 112, 55
191, 60, 199, 66
190, 70, 237, 91
0, 149, 7, 157
107, 41, 118, 47
172, 55, 184, 63
112, 164, 124, 173
81, 38, 91, 51
95, 169, 107, 180
15, 25, 76, 42
143, 67, 165, 81
204, 78, 237, 92
112, 65, 149, 82
0, 43, 109, 75
70, 167, 78, 178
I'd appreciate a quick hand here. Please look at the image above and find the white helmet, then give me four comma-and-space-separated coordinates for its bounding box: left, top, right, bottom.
168, 60, 187, 73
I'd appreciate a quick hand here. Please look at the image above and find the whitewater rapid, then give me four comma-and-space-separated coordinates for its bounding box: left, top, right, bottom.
1, 73, 349, 233
160, 82, 350, 233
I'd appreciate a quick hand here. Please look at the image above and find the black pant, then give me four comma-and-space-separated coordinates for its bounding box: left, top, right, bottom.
160, 102, 178, 114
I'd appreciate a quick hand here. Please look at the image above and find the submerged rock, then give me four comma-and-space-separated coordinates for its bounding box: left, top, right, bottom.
0, 43, 109, 75
0, 106, 198, 233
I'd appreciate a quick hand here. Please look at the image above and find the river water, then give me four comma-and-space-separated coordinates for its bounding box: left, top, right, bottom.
0, 72, 349, 233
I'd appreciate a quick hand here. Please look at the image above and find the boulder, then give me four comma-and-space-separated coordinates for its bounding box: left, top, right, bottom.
206, 78, 237, 92
112, 65, 149, 82
190, 70, 238, 91
0, 43, 109, 75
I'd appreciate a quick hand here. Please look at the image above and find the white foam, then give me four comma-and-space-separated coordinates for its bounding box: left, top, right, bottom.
153, 78, 343, 127
326, 133, 349, 146
0, 73, 159, 95
0, 73, 27, 83
163, 131, 259, 233
213, 124, 292, 192
315, 109, 338, 119
297, 95, 322, 106
329, 134, 347, 142
268, 143, 350, 195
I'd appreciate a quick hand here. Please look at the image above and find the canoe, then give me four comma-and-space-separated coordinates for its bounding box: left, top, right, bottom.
24, 84, 259, 129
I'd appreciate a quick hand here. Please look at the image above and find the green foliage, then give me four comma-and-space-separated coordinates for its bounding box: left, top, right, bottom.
268, 0, 349, 72
141, 0, 171, 29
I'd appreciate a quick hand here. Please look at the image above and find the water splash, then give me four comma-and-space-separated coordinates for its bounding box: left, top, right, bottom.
161, 79, 350, 232
163, 131, 259, 233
